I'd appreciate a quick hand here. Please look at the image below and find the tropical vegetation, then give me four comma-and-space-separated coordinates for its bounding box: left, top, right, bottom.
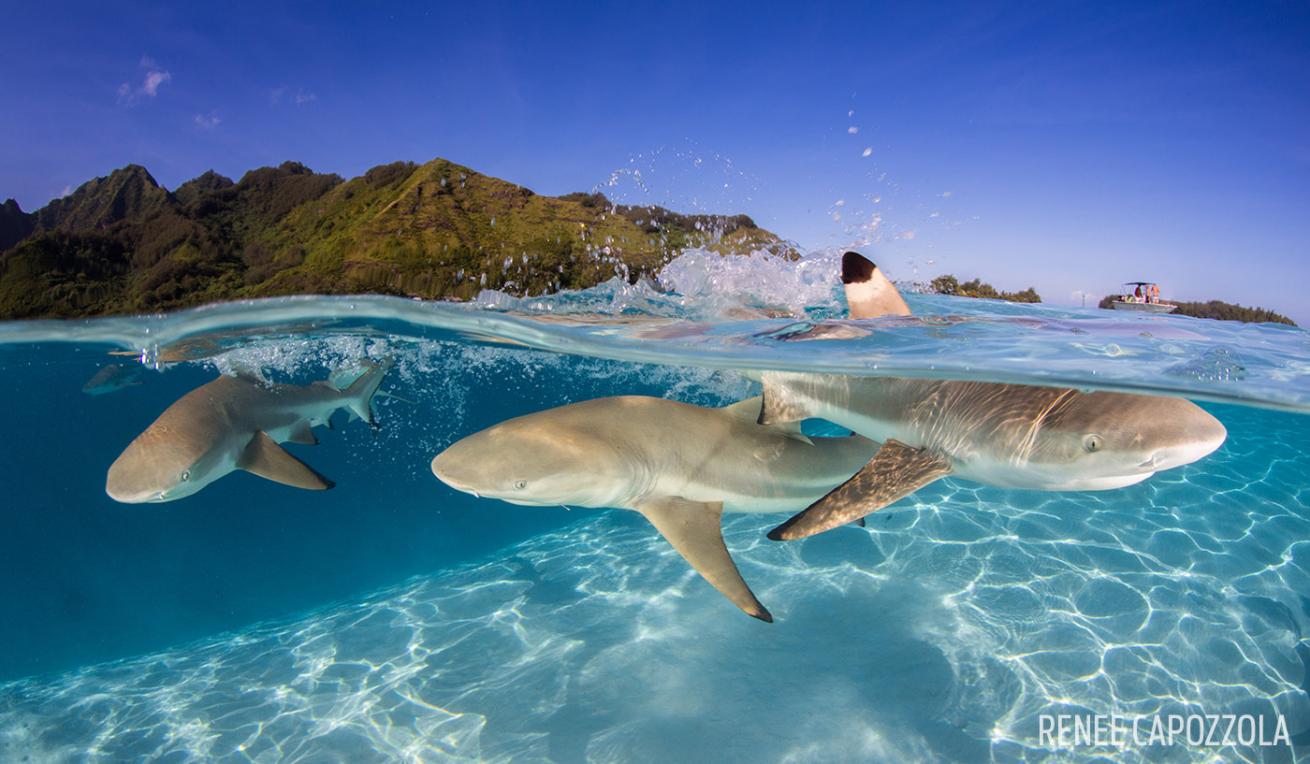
929, 274, 1042, 303
0, 159, 793, 319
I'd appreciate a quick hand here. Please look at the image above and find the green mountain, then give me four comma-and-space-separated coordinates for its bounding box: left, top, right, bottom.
0, 198, 33, 251
0, 158, 793, 319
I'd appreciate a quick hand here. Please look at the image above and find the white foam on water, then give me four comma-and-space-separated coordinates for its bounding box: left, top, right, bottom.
654, 247, 844, 317
2, 246, 1307, 410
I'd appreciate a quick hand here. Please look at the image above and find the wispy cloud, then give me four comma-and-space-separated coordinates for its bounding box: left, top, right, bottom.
141, 70, 170, 97
271, 86, 318, 106
118, 56, 171, 105
894, 230, 917, 240
193, 111, 221, 129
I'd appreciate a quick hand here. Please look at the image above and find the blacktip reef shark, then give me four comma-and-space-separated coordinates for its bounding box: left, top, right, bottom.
82, 363, 144, 396
106, 359, 391, 503
761, 252, 1228, 541
431, 395, 879, 621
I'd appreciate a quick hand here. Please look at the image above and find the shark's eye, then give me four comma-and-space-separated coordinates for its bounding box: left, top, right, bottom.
1083, 434, 1103, 453
514, 480, 528, 490
180, 469, 191, 482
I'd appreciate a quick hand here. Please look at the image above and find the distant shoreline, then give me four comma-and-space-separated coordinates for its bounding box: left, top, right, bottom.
1095, 295, 1296, 326
926, 274, 1042, 303
913, 274, 1296, 327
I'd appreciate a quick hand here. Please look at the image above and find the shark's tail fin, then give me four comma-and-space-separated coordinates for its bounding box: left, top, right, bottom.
343, 356, 393, 426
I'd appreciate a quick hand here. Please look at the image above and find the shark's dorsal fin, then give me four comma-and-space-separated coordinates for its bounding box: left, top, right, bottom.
723, 395, 811, 444
757, 374, 816, 426
767, 439, 950, 540
238, 431, 334, 490
842, 251, 911, 319
722, 396, 764, 420
286, 421, 318, 446
633, 497, 773, 623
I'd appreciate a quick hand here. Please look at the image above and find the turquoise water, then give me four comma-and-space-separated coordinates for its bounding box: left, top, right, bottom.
1, 249, 1308, 762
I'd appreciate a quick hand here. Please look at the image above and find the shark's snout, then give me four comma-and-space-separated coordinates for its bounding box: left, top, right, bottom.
105, 437, 200, 504
1150, 414, 1227, 471
1128, 406, 1227, 475
431, 449, 482, 497
105, 464, 168, 504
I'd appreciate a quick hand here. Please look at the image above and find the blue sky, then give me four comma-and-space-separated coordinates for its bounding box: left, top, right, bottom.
3, 1, 1308, 321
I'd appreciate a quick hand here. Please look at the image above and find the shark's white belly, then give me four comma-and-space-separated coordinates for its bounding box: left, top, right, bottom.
664, 480, 837, 514
196, 401, 337, 489
653, 462, 868, 515
260, 401, 337, 442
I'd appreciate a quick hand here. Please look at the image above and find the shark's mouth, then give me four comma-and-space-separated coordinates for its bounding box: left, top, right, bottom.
1138, 454, 1165, 470
447, 484, 482, 499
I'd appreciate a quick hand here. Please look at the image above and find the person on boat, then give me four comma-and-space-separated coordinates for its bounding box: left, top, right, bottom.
1152, 284, 1160, 303
1134, 285, 1143, 302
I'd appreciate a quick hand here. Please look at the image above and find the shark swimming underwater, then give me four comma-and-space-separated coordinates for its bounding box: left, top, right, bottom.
82, 363, 145, 396
761, 252, 1228, 541
106, 359, 390, 503
431, 396, 879, 621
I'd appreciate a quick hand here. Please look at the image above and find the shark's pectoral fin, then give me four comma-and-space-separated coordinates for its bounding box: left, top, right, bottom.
634, 497, 773, 623
286, 421, 318, 446
238, 431, 334, 491
768, 440, 950, 541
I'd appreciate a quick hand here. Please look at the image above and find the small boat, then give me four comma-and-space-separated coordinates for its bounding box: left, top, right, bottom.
1111, 281, 1177, 314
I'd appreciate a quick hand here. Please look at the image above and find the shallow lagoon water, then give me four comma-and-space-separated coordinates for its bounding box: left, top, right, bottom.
1, 251, 1309, 762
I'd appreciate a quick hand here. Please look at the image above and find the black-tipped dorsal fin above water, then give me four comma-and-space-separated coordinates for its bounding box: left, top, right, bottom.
760, 255, 1228, 541
430, 395, 879, 621
105, 358, 391, 503
766, 252, 908, 342
842, 251, 911, 319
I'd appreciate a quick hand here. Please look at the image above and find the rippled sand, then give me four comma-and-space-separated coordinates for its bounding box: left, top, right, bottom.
2, 402, 1306, 763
